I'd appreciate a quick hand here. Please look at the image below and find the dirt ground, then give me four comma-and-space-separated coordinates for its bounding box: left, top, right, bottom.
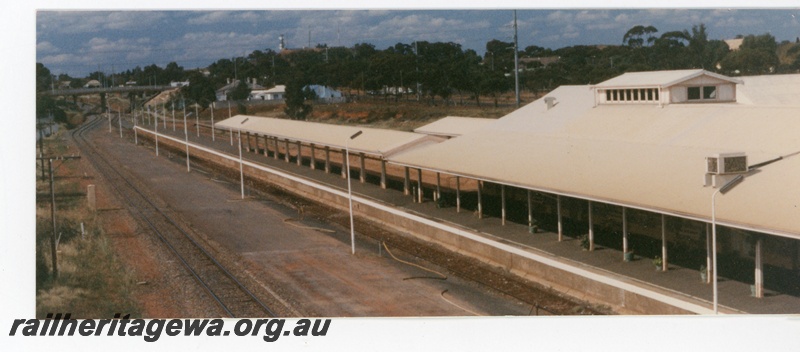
64, 125, 225, 318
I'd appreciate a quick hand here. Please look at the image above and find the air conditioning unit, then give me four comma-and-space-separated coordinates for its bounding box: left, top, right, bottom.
706, 153, 747, 175
704, 152, 748, 188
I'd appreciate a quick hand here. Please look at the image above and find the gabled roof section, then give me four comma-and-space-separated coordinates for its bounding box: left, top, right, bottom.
215, 115, 437, 157
593, 69, 742, 89
414, 116, 496, 138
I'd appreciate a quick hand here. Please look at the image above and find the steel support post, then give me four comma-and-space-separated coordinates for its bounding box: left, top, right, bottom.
325, 146, 331, 173
359, 153, 366, 183
755, 237, 763, 298
557, 195, 563, 242
456, 176, 461, 213
341, 150, 348, 179
380, 160, 387, 189
623, 207, 629, 259
661, 214, 668, 272
296, 141, 302, 166
416, 168, 423, 202
527, 190, 533, 227
706, 223, 712, 284
403, 167, 410, 195
477, 180, 482, 219
310, 144, 316, 170
501, 185, 506, 225
588, 200, 594, 251
435, 173, 441, 201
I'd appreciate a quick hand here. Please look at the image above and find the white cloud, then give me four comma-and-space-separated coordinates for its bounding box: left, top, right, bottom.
36, 41, 58, 54
37, 11, 165, 35
546, 11, 573, 24
186, 11, 232, 25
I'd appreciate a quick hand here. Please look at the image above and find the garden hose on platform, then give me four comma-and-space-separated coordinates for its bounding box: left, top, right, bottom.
382, 242, 447, 281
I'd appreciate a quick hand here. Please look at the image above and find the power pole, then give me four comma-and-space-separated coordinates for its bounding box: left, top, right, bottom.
37, 155, 81, 279
513, 10, 520, 108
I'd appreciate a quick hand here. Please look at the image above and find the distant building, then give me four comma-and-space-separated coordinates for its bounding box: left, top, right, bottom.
250, 85, 286, 101
83, 79, 101, 88
520, 56, 561, 69
216, 78, 265, 101
304, 84, 342, 101
170, 81, 190, 88
725, 38, 744, 51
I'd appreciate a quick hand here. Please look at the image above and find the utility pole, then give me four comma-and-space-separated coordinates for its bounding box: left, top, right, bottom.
513, 10, 521, 108
37, 155, 81, 279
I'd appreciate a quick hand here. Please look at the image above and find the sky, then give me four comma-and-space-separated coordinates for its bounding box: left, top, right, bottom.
36, 8, 800, 78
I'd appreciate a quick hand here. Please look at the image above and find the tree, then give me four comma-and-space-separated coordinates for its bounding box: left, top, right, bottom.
36, 63, 52, 92
623, 25, 658, 48
182, 71, 216, 107
228, 80, 251, 101
719, 33, 779, 75
162, 61, 185, 84
284, 78, 315, 120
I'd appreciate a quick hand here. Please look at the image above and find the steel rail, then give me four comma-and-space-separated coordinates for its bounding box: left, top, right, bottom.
71, 115, 276, 318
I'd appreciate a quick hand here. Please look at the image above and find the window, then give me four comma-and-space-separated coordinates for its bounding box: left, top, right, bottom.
688, 87, 701, 100
688, 85, 717, 101
602, 88, 660, 103
703, 86, 716, 99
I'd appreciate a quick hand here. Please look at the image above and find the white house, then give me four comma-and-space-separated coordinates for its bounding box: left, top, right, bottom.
250, 85, 286, 101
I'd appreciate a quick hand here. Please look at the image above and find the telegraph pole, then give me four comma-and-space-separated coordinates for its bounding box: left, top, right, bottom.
37, 155, 81, 279
513, 10, 520, 108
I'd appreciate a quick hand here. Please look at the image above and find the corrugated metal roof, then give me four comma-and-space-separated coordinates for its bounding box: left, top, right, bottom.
214, 115, 433, 157
389, 80, 800, 238
736, 74, 800, 106
413, 116, 497, 137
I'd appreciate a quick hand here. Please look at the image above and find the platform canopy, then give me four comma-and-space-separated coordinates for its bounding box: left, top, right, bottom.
214, 115, 441, 158
389, 72, 800, 239
413, 116, 497, 138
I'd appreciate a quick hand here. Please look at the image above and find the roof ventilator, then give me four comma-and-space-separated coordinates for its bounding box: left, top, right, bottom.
704, 152, 748, 188
544, 97, 558, 110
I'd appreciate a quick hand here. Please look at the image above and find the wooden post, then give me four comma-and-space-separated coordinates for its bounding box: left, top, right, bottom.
284, 139, 290, 163
49, 159, 58, 279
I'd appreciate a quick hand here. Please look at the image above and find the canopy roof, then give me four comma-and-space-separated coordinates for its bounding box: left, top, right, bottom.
214, 115, 434, 157
390, 73, 800, 238
413, 116, 496, 137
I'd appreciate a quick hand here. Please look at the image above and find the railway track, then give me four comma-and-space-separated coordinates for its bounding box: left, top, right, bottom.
72, 114, 276, 318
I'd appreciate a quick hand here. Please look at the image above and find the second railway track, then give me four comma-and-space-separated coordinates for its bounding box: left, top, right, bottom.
72, 115, 277, 318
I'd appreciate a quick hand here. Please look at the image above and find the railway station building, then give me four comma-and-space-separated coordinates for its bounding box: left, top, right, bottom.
214, 69, 800, 309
